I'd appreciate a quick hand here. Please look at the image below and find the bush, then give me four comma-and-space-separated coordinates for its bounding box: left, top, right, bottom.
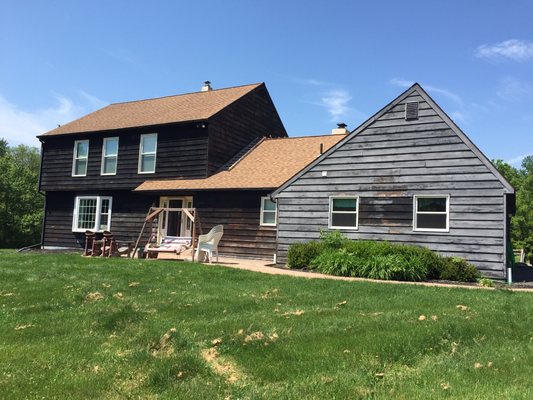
287, 241, 325, 269
438, 257, 481, 282
310, 248, 360, 276
319, 230, 348, 249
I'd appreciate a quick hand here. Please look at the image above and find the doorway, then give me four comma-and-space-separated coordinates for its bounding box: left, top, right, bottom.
158, 196, 193, 239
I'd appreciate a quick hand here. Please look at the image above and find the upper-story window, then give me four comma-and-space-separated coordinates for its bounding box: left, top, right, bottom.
413, 195, 449, 232
138, 133, 157, 174
72, 140, 89, 177
260, 197, 277, 226
101, 137, 119, 175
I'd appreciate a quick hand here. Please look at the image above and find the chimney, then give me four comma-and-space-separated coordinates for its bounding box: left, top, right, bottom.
201, 80, 212, 92
331, 122, 349, 135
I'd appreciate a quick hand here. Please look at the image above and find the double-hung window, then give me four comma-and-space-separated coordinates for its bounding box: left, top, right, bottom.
260, 197, 277, 226
329, 196, 359, 229
72, 196, 112, 232
413, 195, 449, 232
138, 133, 157, 173
101, 137, 119, 175
72, 140, 89, 176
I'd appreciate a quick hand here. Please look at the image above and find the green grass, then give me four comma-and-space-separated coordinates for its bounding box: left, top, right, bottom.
1, 253, 533, 399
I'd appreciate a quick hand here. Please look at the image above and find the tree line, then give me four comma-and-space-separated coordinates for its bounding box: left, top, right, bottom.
494, 156, 533, 263
0, 139, 43, 248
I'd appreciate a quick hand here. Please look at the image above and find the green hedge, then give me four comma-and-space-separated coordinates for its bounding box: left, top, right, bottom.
287, 231, 480, 282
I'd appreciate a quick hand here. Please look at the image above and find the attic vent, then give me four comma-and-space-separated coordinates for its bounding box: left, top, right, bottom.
405, 101, 419, 121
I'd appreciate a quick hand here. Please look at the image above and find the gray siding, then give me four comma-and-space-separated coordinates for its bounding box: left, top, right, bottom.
276, 90, 509, 278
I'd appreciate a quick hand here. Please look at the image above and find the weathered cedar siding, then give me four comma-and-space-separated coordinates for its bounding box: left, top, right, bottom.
40, 123, 209, 191
276, 89, 509, 278
207, 85, 287, 174
194, 191, 276, 260
43, 191, 157, 248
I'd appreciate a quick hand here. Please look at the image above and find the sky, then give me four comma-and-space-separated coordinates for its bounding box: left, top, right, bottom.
0, 0, 532, 165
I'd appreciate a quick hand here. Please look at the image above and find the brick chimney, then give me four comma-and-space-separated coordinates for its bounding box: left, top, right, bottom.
332, 123, 349, 135
201, 81, 212, 92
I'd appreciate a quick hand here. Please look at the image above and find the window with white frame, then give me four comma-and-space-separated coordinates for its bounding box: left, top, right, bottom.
101, 137, 119, 175
260, 197, 277, 226
72, 196, 112, 232
329, 196, 359, 229
138, 133, 157, 173
72, 140, 89, 176
413, 195, 449, 232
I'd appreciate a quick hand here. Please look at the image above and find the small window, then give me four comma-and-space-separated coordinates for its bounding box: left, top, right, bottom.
260, 197, 277, 226
138, 133, 157, 173
101, 137, 119, 175
72, 196, 112, 232
413, 195, 449, 232
329, 196, 359, 229
72, 140, 89, 176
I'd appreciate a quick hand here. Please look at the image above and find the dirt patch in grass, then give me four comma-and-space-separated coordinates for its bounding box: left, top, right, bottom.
201, 344, 242, 384
85, 292, 104, 302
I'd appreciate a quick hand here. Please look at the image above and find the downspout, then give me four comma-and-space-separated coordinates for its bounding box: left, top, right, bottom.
38, 138, 47, 248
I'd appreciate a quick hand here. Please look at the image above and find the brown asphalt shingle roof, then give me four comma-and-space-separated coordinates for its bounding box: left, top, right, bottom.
40, 83, 262, 136
135, 134, 344, 192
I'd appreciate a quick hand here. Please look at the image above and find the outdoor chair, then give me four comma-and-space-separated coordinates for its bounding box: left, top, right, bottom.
195, 225, 224, 263
84, 230, 102, 256
102, 231, 119, 257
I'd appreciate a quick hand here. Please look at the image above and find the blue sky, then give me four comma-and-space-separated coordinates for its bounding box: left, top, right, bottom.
1, 0, 532, 165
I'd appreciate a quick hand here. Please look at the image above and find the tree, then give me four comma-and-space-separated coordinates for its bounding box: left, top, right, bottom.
0, 140, 43, 248
494, 157, 533, 263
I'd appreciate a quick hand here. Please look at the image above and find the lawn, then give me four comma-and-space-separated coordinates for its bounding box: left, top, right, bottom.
1, 252, 533, 399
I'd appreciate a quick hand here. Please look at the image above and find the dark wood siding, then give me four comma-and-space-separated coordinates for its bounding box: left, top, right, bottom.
43, 191, 157, 248
276, 90, 508, 278
207, 84, 287, 174
194, 191, 276, 260
40, 123, 209, 191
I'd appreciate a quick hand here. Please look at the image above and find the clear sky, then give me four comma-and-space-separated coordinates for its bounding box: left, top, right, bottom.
1, 0, 532, 165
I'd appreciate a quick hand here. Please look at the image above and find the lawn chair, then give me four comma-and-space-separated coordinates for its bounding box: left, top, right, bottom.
195, 225, 223, 263
84, 230, 102, 256
102, 231, 119, 257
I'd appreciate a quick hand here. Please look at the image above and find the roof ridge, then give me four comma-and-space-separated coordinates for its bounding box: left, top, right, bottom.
264, 134, 340, 141
109, 82, 263, 106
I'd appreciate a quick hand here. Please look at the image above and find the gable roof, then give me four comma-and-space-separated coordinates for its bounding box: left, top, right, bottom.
272, 83, 514, 196
40, 83, 263, 137
135, 134, 344, 192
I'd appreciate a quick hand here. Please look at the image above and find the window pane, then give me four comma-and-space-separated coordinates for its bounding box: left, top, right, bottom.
263, 211, 276, 225
75, 159, 87, 175
76, 141, 88, 158
332, 198, 357, 212
101, 199, 109, 213
417, 214, 447, 229
104, 138, 118, 156
141, 154, 155, 172
263, 199, 276, 211
142, 135, 157, 153
331, 213, 357, 227
78, 198, 96, 230
103, 157, 117, 174
417, 197, 446, 212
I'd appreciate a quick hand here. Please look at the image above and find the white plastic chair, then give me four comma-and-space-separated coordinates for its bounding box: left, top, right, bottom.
195, 225, 224, 263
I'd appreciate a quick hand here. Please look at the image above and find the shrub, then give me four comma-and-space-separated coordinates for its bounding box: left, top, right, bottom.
438, 257, 481, 282
287, 241, 324, 269
310, 248, 360, 276
319, 230, 348, 249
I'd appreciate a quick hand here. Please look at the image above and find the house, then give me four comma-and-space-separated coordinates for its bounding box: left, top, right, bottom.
272, 83, 515, 279
38, 82, 289, 256
38, 81, 514, 279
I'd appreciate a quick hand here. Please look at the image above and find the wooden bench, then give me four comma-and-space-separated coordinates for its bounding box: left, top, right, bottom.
145, 236, 192, 258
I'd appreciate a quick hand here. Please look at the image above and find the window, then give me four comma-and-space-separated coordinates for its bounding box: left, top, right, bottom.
72, 196, 112, 232
72, 140, 89, 176
413, 195, 449, 232
329, 196, 359, 229
260, 197, 277, 226
138, 133, 157, 173
101, 137, 119, 175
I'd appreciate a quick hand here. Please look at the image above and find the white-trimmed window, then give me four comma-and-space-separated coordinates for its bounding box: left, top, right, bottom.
72, 196, 112, 232
101, 137, 119, 175
329, 196, 359, 229
260, 197, 277, 226
413, 195, 449, 232
138, 133, 157, 173
72, 140, 89, 176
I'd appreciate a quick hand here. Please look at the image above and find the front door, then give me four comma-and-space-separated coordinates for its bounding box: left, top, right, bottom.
159, 196, 193, 240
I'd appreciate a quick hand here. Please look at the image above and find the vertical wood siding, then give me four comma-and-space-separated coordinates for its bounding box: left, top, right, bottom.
276, 90, 508, 278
